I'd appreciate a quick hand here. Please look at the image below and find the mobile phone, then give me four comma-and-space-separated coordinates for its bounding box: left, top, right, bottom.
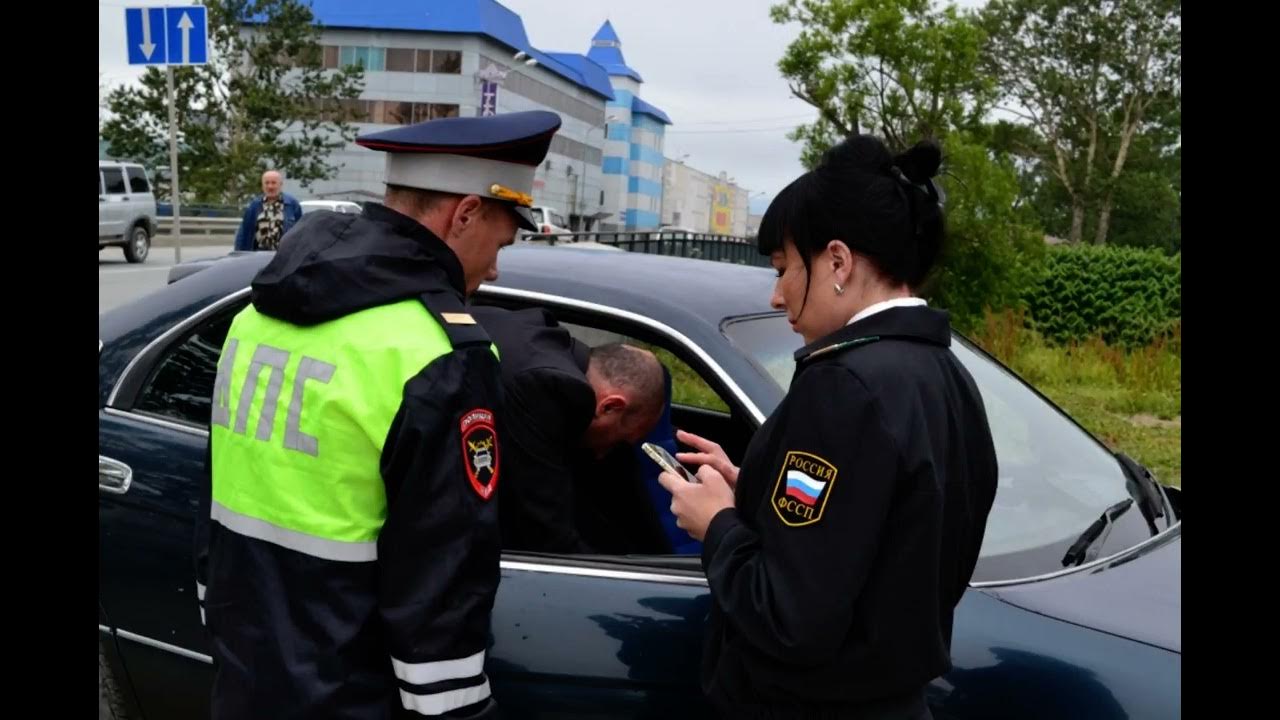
642, 442, 700, 484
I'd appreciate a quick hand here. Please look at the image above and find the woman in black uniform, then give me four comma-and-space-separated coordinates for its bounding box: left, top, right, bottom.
658, 135, 999, 719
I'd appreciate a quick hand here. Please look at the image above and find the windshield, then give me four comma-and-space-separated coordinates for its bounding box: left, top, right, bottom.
530, 208, 546, 225
722, 313, 1154, 582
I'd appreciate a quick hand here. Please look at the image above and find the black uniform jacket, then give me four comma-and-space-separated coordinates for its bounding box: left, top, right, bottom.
700, 305, 999, 718
468, 306, 667, 554
195, 203, 503, 719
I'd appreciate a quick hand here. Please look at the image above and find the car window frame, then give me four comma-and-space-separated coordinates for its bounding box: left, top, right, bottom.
102, 167, 127, 195
125, 165, 152, 194
104, 284, 749, 584
104, 283, 1178, 590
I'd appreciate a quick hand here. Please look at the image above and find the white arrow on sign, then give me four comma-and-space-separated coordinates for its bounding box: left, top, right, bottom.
139, 9, 156, 60
177, 12, 194, 64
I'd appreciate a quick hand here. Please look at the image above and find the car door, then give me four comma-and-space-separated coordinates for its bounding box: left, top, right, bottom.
99, 295, 246, 719
468, 290, 761, 715
100, 166, 126, 237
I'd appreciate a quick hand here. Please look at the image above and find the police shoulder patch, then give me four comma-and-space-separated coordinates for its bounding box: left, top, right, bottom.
460, 408, 499, 500
770, 451, 838, 527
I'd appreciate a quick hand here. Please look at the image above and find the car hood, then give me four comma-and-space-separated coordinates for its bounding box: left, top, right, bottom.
983, 524, 1181, 653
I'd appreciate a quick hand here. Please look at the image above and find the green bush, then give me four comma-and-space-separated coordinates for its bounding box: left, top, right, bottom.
1023, 245, 1180, 348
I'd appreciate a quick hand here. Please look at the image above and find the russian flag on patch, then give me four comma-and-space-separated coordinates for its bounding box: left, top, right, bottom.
784, 470, 827, 506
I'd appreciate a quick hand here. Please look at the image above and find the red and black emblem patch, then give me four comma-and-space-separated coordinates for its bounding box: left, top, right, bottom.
460, 409, 499, 500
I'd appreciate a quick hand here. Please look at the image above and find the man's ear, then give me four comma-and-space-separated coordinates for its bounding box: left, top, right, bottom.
597, 394, 628, 417
448, 195, 485, 234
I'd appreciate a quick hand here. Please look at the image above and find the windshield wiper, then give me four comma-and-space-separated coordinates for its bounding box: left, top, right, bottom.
1061, 498, 1134, 568
1116, 452, 1166, 534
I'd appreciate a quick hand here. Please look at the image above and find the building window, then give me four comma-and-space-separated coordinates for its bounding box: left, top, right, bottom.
386, 48, 415, 72
327, 46, 461, 74
432, 50, 462, 74
411, 103, 460, 123
382, 101, 412, 124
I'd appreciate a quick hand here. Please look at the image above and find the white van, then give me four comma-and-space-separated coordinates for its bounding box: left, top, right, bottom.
99, 161, 157, 263
528, 206, 571, 236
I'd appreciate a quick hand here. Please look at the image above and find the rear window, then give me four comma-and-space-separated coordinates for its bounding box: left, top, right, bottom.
126, 166, 150, 193
102, 168, 127, 195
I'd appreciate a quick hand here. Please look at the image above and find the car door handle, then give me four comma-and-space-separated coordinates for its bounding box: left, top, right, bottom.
99, 455, 133, 494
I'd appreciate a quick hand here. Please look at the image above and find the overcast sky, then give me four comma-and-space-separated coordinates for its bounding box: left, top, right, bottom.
99, 1, 981, 212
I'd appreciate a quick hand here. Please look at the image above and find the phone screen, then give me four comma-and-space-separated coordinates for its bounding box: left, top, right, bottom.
643, 443, 700, 484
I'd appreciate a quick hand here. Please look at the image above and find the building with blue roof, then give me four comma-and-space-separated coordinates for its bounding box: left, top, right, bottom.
251, 2, 672, 231
585, 21, 672, 230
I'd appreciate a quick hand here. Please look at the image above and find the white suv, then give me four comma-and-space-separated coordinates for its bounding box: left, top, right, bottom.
99, 161, 157, 263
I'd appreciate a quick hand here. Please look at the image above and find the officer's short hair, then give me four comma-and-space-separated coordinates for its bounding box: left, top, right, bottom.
385, 184, 509, 220
589, 344, 664, 421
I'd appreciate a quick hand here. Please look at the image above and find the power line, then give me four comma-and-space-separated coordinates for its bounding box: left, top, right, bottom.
666, 124, 807, 135
667, 113, 817, 127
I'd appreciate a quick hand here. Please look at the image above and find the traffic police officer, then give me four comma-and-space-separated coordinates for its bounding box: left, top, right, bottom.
660, 136, 999, 719
194, 110, 562, 718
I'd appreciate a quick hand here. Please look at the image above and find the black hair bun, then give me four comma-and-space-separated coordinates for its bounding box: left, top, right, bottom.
893, 140, 942, 185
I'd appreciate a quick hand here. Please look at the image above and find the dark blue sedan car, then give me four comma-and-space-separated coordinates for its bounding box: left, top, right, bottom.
99, 246, 1181, 719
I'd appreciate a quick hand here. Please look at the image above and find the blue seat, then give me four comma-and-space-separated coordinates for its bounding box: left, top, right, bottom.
634, 366, 703, 555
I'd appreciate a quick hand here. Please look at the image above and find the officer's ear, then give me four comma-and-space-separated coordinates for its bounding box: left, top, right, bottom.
826, 239, 853, 286
448, 195, 487, 235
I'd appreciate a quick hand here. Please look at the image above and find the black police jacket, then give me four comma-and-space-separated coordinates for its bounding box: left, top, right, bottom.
700, 305, 998, 717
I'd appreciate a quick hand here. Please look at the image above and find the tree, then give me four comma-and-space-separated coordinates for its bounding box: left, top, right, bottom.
769, 0, 1043, 329
987, 109, 1181, 253
101, 0, 364, 204
770, 0, 992, 161
981, 0, 1180, 245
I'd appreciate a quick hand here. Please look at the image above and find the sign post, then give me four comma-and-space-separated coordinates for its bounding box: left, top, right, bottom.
125, 5, 209, 264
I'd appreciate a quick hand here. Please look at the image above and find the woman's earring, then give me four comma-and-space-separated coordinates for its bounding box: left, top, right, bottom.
834, 282, 845, 296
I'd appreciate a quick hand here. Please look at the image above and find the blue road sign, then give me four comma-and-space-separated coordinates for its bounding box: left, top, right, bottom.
124, 6, 208, 66
125, 7, 166, 66
166, 6, 208, 65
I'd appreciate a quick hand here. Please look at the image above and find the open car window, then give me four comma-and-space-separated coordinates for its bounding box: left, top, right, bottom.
471, 295, 755, 567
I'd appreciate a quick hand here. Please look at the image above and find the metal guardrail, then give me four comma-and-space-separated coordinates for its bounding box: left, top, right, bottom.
523, 230, 769, 267
150, 221, 766, 265
156, 217, 239, 237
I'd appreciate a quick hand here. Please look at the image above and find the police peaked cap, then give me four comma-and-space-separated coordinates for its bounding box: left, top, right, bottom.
356, 110, 563, 231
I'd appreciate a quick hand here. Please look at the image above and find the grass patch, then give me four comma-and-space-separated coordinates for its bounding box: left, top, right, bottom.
973, 310, 1181, 486
640, 344, 730, 413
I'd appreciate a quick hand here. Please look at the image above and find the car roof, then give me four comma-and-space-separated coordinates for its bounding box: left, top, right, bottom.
489, 244, 776, 321
99, 244, 786, 412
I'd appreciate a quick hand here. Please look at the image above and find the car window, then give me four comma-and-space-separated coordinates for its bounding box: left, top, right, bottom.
98, 171, 104, 196
722, 313, 1151, 582
555, 323, 729, 414
530, 208, 545, 225
133, 306, 240, 426
552, 213, 566, 228
102, 168, 127, 195
126, 166, 151, 194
